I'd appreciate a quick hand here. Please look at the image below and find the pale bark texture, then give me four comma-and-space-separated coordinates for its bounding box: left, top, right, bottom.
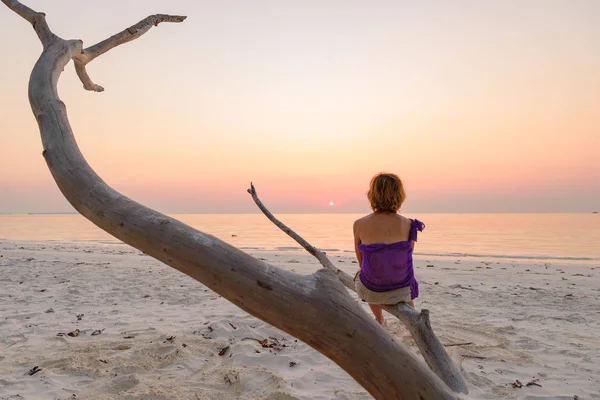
1, 2, 466, 398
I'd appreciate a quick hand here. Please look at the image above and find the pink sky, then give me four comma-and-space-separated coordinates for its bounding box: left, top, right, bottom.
1, 0, 599, 214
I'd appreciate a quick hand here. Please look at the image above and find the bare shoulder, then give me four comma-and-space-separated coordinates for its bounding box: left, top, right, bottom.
397, 214, 412, 224
353, 214, 373, 231
395, 214, 414, 232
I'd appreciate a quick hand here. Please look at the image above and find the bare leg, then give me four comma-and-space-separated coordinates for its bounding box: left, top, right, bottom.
368, 304, 385, 326
370, 301, 413, 326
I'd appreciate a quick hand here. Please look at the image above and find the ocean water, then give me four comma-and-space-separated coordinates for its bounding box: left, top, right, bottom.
0, 213, 599, 265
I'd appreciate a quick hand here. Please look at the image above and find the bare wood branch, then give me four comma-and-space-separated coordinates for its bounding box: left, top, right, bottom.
1, 0, 36, 23
3, 2, 462, 398
72, 14, 187, 92
392, 305, 470, 394
83, 14, 187, 61
247, 183, 470, 394
73, 61, 105, 93
248, 183, 354, 289
1, 0, 56, 47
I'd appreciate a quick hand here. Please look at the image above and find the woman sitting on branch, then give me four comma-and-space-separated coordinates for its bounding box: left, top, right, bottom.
353, 173, 425, 326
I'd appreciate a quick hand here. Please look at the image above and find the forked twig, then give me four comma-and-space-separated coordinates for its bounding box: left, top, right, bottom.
72, 14, 186, 92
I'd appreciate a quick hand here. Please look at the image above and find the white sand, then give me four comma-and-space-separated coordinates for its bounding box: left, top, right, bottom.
0, 241, 599, 399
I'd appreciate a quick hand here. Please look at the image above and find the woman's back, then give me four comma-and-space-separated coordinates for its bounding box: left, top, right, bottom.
354, 212, 412, 245
356, 215, 423, 293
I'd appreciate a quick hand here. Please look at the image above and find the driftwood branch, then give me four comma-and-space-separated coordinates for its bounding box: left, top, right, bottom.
1, 0, 34, 21
72, 14, 187, 92
248, 183, 469, 394
248, 183, 354, 289
1, 0, 56, 47
3, 1, 464, 398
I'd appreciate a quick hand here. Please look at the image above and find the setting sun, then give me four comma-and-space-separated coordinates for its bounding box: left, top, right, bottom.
329, 201, 334, 207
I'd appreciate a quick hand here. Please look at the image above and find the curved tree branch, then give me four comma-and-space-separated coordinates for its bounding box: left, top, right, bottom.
1, 0, 56, 47
3, 1, 464, 398
247, 183, 469, 394
72, 14, 187, 92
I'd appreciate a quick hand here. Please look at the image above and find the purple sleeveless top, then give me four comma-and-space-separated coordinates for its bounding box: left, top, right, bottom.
358, 219, 425, 300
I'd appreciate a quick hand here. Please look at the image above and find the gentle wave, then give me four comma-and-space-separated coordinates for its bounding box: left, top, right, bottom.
239, 246, 599, 264
71, 239, 122, 245
416, 252, 599, 262
245, 246, 600, 264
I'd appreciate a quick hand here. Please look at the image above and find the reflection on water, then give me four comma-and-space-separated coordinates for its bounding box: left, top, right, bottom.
0, 213, 599, 264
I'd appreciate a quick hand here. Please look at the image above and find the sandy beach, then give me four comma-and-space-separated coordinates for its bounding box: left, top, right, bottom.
1, 240, 598, 399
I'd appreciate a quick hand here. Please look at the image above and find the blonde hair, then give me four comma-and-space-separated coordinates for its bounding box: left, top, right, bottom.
367, 173, 406, 213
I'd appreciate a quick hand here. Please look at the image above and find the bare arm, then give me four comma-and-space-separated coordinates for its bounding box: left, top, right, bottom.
353, 220, 362, 277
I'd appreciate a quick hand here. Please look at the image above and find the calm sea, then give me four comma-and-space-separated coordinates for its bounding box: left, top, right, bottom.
0, 213, 599, 265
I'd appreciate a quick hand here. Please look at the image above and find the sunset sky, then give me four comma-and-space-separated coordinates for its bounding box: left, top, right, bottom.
1, 0, 598, 214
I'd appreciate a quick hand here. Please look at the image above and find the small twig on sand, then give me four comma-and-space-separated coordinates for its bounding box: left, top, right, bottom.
444, 342, 473, 347
526, 379, 542, 387
27, 366, 42, 376
463, 354, 486, 360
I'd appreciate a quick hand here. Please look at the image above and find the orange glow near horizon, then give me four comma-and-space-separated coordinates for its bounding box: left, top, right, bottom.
1, 1, 599, 213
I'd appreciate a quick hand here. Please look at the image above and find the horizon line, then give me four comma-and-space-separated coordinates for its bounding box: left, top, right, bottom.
1, 211, 598, 216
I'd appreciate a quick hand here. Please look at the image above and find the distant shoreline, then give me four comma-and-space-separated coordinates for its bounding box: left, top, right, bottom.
0, 211, 598, 215
0, 212, 79, 215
